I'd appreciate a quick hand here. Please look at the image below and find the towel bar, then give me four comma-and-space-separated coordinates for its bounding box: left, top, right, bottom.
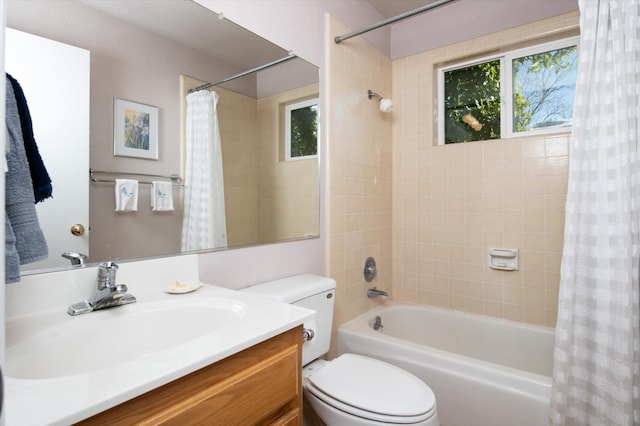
89, 168, 183, 186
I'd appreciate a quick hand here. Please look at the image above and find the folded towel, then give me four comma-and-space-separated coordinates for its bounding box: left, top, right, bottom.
151, 181, 174, 211
5, 77, 49, 277
6, 73, 53, 203
115, 179, 138, 212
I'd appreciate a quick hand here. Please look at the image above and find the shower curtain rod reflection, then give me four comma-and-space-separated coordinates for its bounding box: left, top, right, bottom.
334, 0, 456, 44
188, 54, 298, 93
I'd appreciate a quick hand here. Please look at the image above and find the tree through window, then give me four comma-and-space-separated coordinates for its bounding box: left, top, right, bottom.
285, 98, 318, 160
439, 38, 578, 144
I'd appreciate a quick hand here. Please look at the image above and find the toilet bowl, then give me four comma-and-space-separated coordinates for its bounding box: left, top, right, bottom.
303, 355, 439, 426
242, 274, 440, 426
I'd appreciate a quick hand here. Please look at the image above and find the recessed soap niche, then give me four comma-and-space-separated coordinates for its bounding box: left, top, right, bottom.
488, 248, 518, 271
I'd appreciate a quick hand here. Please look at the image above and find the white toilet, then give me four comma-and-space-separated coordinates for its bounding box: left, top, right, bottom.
242, 274, 440, 426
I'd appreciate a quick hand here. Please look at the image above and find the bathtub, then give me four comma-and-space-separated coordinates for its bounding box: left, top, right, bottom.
336, 303, 554, 426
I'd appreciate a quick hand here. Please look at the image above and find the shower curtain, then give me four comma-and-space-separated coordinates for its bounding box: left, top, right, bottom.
181, 89, 227, 251
550, 0, 640, 425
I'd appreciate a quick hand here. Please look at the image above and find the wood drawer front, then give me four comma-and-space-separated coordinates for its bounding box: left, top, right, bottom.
160, 344, 299, 425
79, 327, 302, 426
269, 408, 300, 426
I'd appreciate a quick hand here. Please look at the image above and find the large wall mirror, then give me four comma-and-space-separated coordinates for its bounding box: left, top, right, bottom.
6, 0, 320, 275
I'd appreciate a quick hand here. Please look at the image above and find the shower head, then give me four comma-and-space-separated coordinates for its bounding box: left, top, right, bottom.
368, 89, 393, 113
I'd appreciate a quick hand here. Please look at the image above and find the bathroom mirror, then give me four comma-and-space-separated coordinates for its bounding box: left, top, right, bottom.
6, 0, 320, 275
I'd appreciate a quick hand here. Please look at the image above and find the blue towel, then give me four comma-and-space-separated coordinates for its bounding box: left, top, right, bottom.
5, 77, 48, 282
5, 216, 20, 284
6, 73, 52, 203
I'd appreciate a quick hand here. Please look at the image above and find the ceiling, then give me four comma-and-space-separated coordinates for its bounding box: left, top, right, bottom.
80, 0, 286, 71
367, 0, 446, 19
81, 0, 579, 69
367, 0, 577, 20
366, 0, 579, 59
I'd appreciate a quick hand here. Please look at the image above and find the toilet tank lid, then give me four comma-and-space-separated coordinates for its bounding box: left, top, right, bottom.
241, 274, 336, 303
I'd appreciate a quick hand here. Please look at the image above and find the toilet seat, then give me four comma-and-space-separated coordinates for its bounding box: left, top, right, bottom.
305, 354, 437, 424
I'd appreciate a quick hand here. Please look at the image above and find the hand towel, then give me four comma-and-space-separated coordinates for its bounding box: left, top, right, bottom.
5, 76, 49, 277
115, 179, 138, 212
151, 181, 174, 211
6, 73, 53, 203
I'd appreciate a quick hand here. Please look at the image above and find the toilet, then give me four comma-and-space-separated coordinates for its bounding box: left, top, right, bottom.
242, 274, 440, 426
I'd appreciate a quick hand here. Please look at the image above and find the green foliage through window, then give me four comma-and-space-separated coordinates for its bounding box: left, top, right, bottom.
444, 60, 501, 144
290, 104, 318, 157
512, 46, 577, 132
286, 98, 318, 160
440, 38, 578, 144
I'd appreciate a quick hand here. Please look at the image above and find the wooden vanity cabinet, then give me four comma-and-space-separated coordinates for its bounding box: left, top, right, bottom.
79, 326, 303, 426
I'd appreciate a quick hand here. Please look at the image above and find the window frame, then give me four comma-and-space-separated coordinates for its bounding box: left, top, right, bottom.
437, 36, 579, 145
284, 97, 319, 161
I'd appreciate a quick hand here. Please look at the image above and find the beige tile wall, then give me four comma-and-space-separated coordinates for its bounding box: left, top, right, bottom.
391, 11, 579, 327
326, 15, 393, 344
216, 83, 321, 247
216, 86, 260, 247
257, 84, 320, 243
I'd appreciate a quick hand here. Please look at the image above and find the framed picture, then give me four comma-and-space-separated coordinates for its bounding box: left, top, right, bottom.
113, 98, 158, 160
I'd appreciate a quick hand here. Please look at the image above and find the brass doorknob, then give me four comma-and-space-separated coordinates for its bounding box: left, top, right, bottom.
70, 224, 85, 236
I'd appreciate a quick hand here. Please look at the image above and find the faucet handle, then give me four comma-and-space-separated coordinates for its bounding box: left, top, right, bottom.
62, 252, 88, 266
97, 261, 119, 287
364, 257, 377, 282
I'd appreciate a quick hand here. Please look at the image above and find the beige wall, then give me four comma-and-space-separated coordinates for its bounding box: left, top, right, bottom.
391, 12, 579, 328
326, 16, 394, 348
257, 84, 320, 243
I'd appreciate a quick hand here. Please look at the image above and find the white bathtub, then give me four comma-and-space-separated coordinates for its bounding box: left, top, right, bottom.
336, 303, 554, 426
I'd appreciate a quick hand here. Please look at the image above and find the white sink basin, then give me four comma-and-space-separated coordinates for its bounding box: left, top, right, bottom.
6, 297, 247, 379
5, 256, 314, 426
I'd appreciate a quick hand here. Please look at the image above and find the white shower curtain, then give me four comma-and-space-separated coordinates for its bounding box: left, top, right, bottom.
550, 0, 640, 425
181, 89, 227, 251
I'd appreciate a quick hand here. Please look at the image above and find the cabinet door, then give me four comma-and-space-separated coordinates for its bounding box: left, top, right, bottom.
161, 344, 299, 425
269, 408, 301, 426
79, 326, 302, 426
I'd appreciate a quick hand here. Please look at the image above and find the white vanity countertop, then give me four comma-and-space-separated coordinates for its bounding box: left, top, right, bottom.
5, 283, 313, 425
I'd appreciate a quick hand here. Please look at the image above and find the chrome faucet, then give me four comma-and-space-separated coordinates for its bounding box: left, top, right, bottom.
67, 261, 136, 315
62, 252, 88, 266
367, 287, 388, 299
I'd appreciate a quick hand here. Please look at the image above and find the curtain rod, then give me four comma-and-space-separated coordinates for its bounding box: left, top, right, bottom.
188, 54, 298, 94
334, 0, 456, 44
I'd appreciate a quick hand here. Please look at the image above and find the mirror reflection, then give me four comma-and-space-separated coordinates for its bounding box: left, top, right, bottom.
6, 0, 320, 275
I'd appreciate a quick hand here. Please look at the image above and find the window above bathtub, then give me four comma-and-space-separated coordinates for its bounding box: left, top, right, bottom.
284, 97, 319, 161
437, 37, 579, 145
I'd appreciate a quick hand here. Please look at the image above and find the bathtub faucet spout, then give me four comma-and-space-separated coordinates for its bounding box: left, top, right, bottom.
367, 287, 388, 299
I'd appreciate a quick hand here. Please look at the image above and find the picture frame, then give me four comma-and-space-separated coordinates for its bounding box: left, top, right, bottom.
113, 98, 159, 160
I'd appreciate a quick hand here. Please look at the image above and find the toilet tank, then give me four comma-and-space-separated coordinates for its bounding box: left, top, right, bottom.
241, 274, 336, 366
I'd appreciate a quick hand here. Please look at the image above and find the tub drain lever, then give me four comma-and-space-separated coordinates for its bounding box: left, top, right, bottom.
373, 316, 383, 331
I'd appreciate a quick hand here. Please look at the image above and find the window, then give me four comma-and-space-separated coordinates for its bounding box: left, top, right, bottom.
438, 38, 578, 144
285, 97, 318, 160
